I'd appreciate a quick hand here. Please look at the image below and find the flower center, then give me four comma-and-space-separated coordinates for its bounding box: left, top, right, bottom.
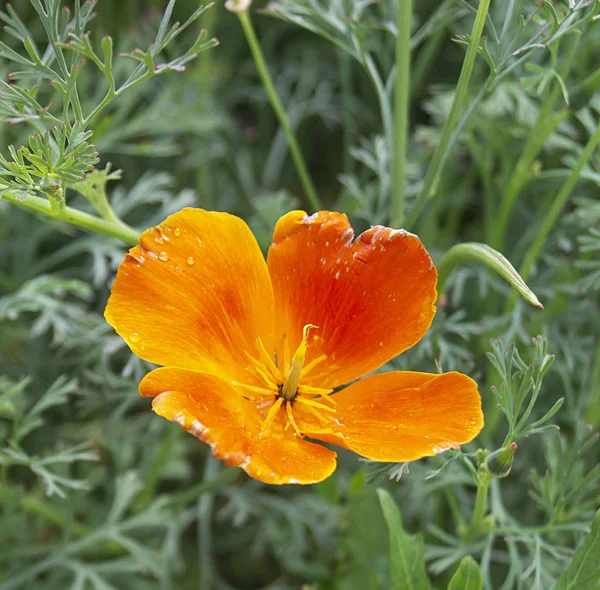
232, 324, 337, 439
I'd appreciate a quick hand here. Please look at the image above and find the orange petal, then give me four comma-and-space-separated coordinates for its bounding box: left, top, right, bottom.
311, 371, 483, 461
105, 208, 275, 382
141, 368, 337, 485
267, 211, 437, 388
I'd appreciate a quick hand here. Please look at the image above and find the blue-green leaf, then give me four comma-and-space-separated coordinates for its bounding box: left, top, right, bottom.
377, 488, 432, 590
555, 510, 600, 590
447, 556, 483, 590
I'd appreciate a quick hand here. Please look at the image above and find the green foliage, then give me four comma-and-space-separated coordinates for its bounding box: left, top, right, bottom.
378, 488, 432, 590
447, 556, 482, 590
1, 0, 600, 589
487, 336, 562, 445
555, 509, 600, 590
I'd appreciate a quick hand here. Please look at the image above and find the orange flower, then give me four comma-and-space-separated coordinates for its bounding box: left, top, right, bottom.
105, 209, 483, 484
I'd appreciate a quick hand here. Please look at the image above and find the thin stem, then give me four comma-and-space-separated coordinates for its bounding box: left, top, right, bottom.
585, 335, 600, 427
236, 9, 321, 211
493, 36, 580, 249
464, 470, 492, 542
364, 54, 394, 166
506, 120, 600, 311
492, 107, 568, 249
437, 242, 543, 309
339, 48, 353, 177
408, 0, 491, 228
1, 190, 140, 245
392, 0, 412, 228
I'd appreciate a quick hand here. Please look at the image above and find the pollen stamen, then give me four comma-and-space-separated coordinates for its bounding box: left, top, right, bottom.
297, 384, 336, 404
301, 353, 328, 377
244, 356, 280, 390
256, 336, 280, 380
285, 402, 303, 437
302, 403, 333, 427
259, 397, 284, 438
295, 396, 336, 413
231, 382, 273, 398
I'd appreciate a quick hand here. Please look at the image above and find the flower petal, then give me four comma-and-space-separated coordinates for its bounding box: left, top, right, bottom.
267, 211, 437, 388
141, 368, 337, 485
312, 371, 483, 461
105, 208, 275, 381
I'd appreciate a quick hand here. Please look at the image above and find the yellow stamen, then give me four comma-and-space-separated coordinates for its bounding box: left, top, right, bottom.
297, 384, 336, 401
302, 403, 333, 427
231, 382, 273, 398
259, 397, 284, 438
285, 402, 303, 437
300, 353, 328, 377
244, 354, 280, 390
295, 396, 336, 413
297, 383, 333, 395
279, 333, 289, 374
280, 324, 318, 401
256, 337, 280, 379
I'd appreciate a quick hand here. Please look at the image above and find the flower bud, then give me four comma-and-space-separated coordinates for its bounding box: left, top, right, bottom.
484, 442, 517, 479
225, 0, 252, 12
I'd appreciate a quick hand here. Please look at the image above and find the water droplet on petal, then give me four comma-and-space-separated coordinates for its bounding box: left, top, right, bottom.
379, 341, 384, 347
187, 256, 195, 266
158, 252, 168, 262
129, 333, 141, 344
174, 228, 181, 237
156, 237, 164, 245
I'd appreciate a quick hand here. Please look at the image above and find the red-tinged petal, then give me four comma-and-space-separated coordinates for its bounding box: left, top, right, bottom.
105, 208, 275, 382
141, 368, 337, 485
267, 211, 437, 388
309, 371, 483, 461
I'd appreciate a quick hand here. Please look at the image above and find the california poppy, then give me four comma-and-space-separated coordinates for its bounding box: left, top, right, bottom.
105, 209, 483, 484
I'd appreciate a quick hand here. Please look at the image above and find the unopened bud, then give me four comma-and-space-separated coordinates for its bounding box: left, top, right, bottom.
484, 442, 517, 479
225, 0, 252, 12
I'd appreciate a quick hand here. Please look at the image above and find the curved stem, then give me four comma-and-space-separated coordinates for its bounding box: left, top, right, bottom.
437, 242, 543, 309
236, 9, 321, 211
464, 470, 491, 542
408, 0, 491, 227
392, 0, 412, 228
1, 190, 140, 246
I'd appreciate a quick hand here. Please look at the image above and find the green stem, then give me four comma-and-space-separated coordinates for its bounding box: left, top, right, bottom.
408, 0, 491, 227
364, 54, 394, 178
339, 48, 353, 177
506, 120, 600, 311
236, 9, 321, 211
492, 108, 568, 249
392, 0, 412, 228
492, 34, 581, 250
464, 470, 491, 542
585, 334, 600, 427
1, 190, 140, 246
